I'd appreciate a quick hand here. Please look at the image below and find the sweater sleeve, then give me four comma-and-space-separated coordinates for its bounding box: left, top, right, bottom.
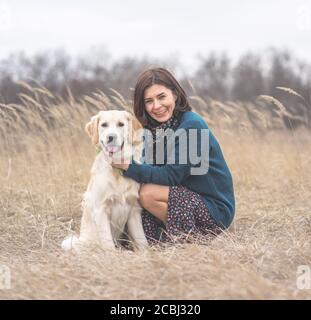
123, 120, 208, 185
124, 161, 190, 185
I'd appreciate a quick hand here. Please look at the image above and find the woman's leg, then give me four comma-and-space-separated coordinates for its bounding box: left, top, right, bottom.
139, 184, 169, 223
139, 184, 222, 245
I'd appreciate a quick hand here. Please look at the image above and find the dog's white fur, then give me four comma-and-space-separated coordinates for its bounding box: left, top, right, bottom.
61, 110, 148, 251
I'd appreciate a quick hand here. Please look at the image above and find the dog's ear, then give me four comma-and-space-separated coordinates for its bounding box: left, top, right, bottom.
127, 112, 142, 146
85, 114, 100, 145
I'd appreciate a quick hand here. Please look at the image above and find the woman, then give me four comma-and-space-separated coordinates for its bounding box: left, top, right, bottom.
112, 67, 235, 245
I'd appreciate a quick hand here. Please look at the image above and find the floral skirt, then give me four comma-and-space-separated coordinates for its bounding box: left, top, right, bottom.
141, 185, 222, 245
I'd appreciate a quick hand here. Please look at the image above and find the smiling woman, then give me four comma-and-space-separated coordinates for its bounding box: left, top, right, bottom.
112, 67, 235, 245
134, 68, 191, 127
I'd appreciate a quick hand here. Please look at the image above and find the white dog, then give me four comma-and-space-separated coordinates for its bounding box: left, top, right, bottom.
61, 110, 148, 251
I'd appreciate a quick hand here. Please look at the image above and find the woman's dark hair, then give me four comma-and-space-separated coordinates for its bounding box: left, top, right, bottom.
133, 67, 192, 126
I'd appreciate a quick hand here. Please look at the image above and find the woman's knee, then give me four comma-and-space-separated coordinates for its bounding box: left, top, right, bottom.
139, 184, 154, 208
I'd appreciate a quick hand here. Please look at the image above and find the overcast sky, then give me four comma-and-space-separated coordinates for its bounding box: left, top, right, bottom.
0, 0, 310, 70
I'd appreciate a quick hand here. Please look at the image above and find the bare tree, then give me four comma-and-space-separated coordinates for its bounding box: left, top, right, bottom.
232, 53, 265, 101
193, 52, 231, 100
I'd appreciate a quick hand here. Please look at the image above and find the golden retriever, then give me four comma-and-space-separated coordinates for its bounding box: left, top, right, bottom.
61, 110, 148, 251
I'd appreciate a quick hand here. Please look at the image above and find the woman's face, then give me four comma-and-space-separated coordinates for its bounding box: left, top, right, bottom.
144, 84, 177, 123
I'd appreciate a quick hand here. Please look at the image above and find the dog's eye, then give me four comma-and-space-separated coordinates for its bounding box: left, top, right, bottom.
117, 122, 124, 127
101, 123, 108, 127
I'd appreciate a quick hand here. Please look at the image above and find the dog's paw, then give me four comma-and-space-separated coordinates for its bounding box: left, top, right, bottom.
61, 234, 79, 251
135, 241, 149, 251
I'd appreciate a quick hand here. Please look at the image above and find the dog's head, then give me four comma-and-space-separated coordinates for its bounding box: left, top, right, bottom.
85, 110, 142, 157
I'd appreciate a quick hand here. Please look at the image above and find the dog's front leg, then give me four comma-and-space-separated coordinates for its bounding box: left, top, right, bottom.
127, 207, 148, 250
94, 206, 115, 249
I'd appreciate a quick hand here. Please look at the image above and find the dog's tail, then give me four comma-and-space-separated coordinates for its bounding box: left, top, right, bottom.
61, 234, 79, 251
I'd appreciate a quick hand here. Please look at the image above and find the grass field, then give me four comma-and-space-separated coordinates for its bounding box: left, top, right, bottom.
0, 86, 310, 299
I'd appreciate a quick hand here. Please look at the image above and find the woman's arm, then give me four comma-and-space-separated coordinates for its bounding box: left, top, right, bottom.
124, 161, 190, 185
119, 119, 209, 186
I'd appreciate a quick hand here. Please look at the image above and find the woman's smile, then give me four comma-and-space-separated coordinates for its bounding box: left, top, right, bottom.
154, 108, 168, 116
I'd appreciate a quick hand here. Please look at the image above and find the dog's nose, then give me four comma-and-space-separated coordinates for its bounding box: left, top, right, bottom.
107, 135, 116, 143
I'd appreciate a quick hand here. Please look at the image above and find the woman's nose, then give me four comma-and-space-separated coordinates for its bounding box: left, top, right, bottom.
153, 99, 162, 109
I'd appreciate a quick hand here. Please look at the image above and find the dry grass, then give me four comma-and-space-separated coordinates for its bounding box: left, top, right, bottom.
0, 85, 311, 299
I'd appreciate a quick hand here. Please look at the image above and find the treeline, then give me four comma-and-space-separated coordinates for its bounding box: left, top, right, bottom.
0, 47, 310, 105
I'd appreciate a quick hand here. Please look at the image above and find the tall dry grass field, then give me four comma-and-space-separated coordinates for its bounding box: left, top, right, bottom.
0, 85, 310, 299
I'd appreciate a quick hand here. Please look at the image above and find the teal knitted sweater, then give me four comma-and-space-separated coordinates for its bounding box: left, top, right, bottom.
124, 111, 235, 229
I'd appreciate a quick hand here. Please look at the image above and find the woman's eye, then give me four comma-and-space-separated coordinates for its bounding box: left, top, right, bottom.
101, 123, 108, 127
117, 122, 124, 127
